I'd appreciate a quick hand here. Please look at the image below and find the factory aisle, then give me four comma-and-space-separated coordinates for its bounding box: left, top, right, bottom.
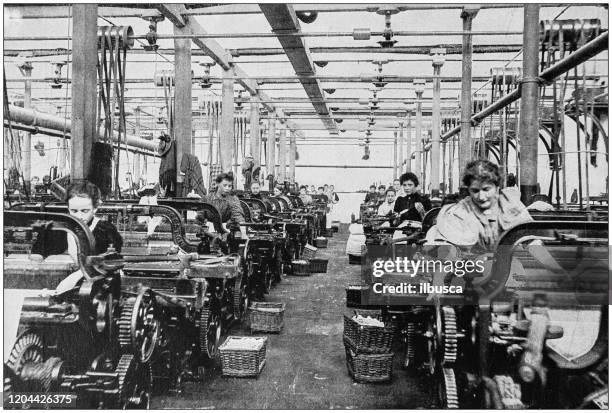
153, 225, 433, 409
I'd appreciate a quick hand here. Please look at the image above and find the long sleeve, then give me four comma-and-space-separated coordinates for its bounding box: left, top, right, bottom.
422, 195, 432, 212
393, 196, 405, 214
228, 196, 246, 224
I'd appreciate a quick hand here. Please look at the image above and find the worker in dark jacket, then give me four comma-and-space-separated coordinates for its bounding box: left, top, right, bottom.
393, 172, 432, 222
202, 173, 245, 226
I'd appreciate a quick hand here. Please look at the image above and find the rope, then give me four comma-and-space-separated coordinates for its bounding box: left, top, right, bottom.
3, 66, 23, 184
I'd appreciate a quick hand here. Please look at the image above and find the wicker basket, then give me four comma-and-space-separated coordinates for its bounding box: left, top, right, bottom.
343, 315, 396, 354
344, 338, 393, 383
219, 336, 267, 377
308, 258, 328, 273
291, 260, 311, 276
352, 308, 383, 320
314, 237, 328, 248
302, 244, 318, 260
249, 302, 285, 333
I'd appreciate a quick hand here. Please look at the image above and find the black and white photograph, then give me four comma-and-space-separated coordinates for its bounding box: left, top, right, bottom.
2, 2, 610, 410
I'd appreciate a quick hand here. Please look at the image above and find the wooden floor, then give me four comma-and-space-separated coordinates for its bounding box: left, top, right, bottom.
153, 225, 434, 409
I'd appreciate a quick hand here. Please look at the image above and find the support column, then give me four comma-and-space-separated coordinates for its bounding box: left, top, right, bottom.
249, 97, 260, 171
70, 4, 98, 183
459, 7, 479, 177
414, 80, 425, 185
405, 111, 412, 173
398, 121, 404, 177
57, 106, 67, 175
220, 68, 235, 173
392, 130, 398, 180
267, 118, 276, 187
278, 124, 287, 183
289, 130, 296, 184
430, 49, 445, 197
17, 56, 33, 191
133, 107, 141, 185
174, 32, 192, 192
518, 4, 540, 205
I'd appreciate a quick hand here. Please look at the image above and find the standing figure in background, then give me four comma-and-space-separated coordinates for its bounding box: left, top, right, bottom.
571, 188, 578, 203
158, 133, 176, 197
364, 185, 378, 204
505, 173, 520, 197
376, 185, 387, 205
329, 185, 340, 204
393, 178, 405, 197
299, 185, 313, 205
250, 181, 263, 199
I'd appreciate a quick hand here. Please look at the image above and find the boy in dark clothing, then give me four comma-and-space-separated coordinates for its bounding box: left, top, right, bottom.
393, 172, 432, 222
376, 185, 387, 205
250, 181, 263, 199
364, 185, 378, 204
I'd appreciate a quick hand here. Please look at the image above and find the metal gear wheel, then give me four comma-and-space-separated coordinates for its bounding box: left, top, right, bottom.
6, 330, 44, 375
198, 303, 222, 359
114, 354, 152, 409
440, 367, 460, 408
118, 290, 160, 363
233, 275, 249, 321
441, 306, 458, 365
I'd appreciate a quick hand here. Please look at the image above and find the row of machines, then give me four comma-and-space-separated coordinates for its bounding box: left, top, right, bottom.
348, 199, 608, 409
3, 191, 329, 408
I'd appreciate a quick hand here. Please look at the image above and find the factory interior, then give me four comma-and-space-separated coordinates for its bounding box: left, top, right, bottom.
2, 3, 610, 410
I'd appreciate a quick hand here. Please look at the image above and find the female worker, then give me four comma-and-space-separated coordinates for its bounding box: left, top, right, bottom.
425, 160, 532, 253
65, 181, 123, 257
54, 181, 123, 294
33, 181, 123, 259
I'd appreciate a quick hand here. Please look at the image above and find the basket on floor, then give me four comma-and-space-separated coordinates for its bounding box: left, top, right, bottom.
291, 260, 311, 276
344, 339, 393, 383
219, 336, 267, 377
331, 221, 340, 232
324, 228, 334, 237
343, 314, 396, 353
352, 308, 383, 320
314, 237, 328, 248
302, 244, 317, 260
249, 302, 285, 333
308, 258, 328, 273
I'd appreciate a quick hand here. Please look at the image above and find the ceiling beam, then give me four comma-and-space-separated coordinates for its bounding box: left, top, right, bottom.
3, 44, 529, 57
183, 3, 577, 14
6, 4, 586, 18
156, 3, 302, 136
260, 4, 338, 134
